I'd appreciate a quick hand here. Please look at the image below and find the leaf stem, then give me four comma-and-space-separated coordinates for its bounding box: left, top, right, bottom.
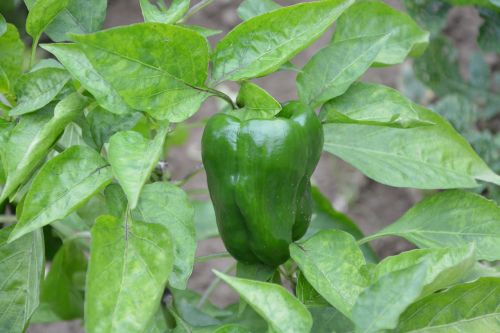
173, 164, 204, 187
205, 87, 237, 110
182, 0, 215, 22
197, 262, 236, 308
29, 35, 40, 69
358, 234, 385, 245
0, 215, 17, 224
195, 252, 231, 263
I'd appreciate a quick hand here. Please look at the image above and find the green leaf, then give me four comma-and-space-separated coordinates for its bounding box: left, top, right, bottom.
140, 0, 190, 24
42, 43, 136, 115
26, 0, 70, 42
0, 13, 6, 37
297, 34, 389, 107
108, 126, 168, 209
8, 145, 113, 242
478, 9, 500, 53
25, 0, 107, 42
237, 0, 281, 21
363, 190, 500, 261
309, 306, 354, 333
431, 94, 476, 133
132, 182, 195, 289
0, 24, 25, 96
179, 24, 222, 38
395, 277, 500, 332
352, 261, 429, 333
0, 226, 44, 333
211, 0, 354, 83
401, 0, 450, 36
333, 0, 429, 66
306, 187, 378, 263
193, 200, 219, 240
71, 23, 210, 121
32, 241, 87, 322
235, 81, 281, 119
296, 271, 328, 307
9, 67, 70, 116
373, 245, 476, 297
1, 93, 89, 203
236, 262, 276, 282
290, 230, 368, 318
85, 215, 174, 333
215, 271, 313, 333
321, 82, 500, 188
104, 183, 128, 218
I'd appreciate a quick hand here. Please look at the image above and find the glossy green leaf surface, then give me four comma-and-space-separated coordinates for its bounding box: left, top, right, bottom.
374, 245, 476, 297
132, 182, 195, 289
215, 271, 313, 333
364, 190, 500, 261
297, 34, 389, 107
211, 0, 354, 83
25, 0, 107, 42
85, 215, 173, 333
1, 93, 88, 203
0, 226, 44, 333
42, 43, 136, 115
0, 24, 25, 96
290, 230, 368, 318
295, 272, 328, 307
9, 145, 113, 242
396, 277, 500, 332
140, 0, 189, 24
108, 126, 168, 209
352, 261, 429, 333
235, 81, 281, 119
26, 0, 70, 40
333, 0, 429, 66
71, 23, 210, 121
9, 67, 70, 116
321, 82, 500, 188
237, 0, 280, 21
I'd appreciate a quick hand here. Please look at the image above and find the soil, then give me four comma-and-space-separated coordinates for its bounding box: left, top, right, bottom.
26, 1, 483, 331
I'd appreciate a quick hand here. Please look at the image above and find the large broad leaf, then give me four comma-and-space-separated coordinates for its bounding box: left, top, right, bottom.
373, 245, 476, 297
85, 215, 173, 333
362, 190, 500, 261
237, 0, 281, 20
25, 0, 107, 42
71, 23, 210, 122
333, 0, 429, 66
8, 145, 113, 242
211, 0, 354, 83
290, 230, 368, 318
25, 0, 69, 43
0, 226, 44, 333
0, 24, 24, 97
352, 261, 429, 333
297, 34, 389, 108
42, 43, 136, 115
215, 271, 313, 333
108, 126, 168, 209
9, 67, 70, 116
32, 241, 87, 322
396, 277, 500, 332
321, 82, 500, 188
234, 81, 281, 119
140, 0, 189, 24
0, 93, 89, 203
132, 182, 195, 289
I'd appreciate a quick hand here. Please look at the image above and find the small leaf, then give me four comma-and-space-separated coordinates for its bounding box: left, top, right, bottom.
140, 0, 190, 24
297, 34, 389, 107
235, 81, 281, 119
1, 93, 89, 202
333, 0, 429, 66
85, 215, 173, 333
364, 190, 500, 261
211, 0, 354, 83
352, 261, 429, 333
8, 145, 113, 242
215, 271, 313, 333
42, 43, 136, 115
396, 277, 500, 332
108, 126, 168, 209
290, 230, 368, 318
132, 182, 195, 289
237, 0, 281, 21
9, 67, 70, 116
295, 271, 328, 307
26, 0, 70, 41
0, 226, 44, 333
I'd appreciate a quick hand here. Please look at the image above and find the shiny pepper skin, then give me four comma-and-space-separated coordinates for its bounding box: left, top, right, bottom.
201, 101, 324, 267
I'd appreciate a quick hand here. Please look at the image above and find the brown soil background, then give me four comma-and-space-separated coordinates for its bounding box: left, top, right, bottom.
27, 1, 483, 332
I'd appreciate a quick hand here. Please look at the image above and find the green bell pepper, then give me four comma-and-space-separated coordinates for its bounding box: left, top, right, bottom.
202, 101, 323, 267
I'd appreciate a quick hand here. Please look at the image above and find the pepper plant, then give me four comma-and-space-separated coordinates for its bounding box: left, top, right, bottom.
0, 0, 499, 332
